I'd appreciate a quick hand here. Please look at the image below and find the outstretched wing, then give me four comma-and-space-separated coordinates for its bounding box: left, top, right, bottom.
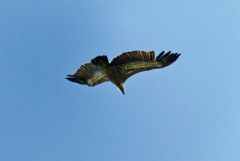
66, 63, 109, 86
111, 50, 180, 81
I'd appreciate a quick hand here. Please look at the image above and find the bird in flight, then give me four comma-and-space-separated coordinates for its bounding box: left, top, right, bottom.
66, 50, 180, 94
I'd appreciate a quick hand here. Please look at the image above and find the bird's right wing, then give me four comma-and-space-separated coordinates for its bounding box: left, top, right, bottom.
66, 63, 109, 86
111, 51, 180, 81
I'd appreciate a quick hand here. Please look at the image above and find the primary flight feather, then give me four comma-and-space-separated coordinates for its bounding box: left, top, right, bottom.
66, 50, 180, 94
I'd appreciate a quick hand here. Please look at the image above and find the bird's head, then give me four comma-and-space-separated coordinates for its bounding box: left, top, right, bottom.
117, 82, 125, 95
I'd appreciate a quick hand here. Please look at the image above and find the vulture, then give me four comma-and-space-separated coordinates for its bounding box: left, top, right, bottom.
66, 50, 180, 94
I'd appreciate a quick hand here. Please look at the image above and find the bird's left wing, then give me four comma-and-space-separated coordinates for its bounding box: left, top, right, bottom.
111, 51, 180, 81
66, 63, 109, 86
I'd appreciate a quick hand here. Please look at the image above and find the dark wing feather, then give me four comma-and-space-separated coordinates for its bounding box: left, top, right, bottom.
111, 50, 155, 65
66, 63, 109, 86
111, 51, 180, 81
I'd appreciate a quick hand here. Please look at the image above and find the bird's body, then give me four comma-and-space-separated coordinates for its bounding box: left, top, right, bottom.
66, 50, 180, 94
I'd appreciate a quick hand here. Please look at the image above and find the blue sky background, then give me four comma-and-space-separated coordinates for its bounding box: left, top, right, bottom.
0, 0, 240, 161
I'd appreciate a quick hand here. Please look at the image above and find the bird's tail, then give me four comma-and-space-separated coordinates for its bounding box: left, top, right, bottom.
156, 51, 181, 67
91, 55, 109, 67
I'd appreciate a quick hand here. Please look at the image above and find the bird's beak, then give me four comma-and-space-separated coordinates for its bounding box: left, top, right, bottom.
118, 83, 125, 95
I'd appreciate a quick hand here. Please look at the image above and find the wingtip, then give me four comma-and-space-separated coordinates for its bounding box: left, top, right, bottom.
170, 52, 181, 62
175, 53, 181, 59
156, 51, 181, 66
65, 75, 78, 83
66, 74, 74, 79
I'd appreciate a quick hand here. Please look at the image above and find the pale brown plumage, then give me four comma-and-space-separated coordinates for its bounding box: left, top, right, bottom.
66, 50, 180, 94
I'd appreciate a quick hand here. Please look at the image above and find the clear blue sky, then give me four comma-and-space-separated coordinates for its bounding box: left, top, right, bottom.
0, 0, 240, 161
